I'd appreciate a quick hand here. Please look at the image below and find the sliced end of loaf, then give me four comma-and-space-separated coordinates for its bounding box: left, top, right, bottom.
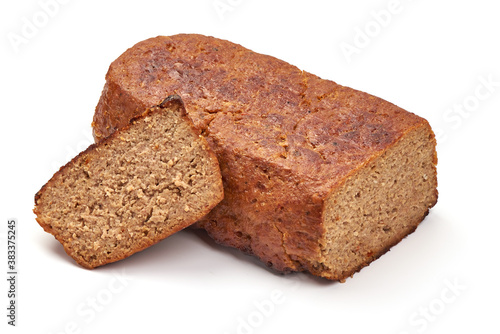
320, 122, 438, 280
34, 96, 223, 268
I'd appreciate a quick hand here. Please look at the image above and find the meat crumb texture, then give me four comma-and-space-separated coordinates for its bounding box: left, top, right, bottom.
34, 96, 224, 268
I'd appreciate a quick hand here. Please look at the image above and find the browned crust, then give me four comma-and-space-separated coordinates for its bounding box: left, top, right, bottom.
91, 34, 438, 279
34, 95, 224, 268
200, 122, 438, 280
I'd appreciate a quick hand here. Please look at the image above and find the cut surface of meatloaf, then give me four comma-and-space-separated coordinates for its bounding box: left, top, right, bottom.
35, 95, 224, 268
92, 34, 438, 280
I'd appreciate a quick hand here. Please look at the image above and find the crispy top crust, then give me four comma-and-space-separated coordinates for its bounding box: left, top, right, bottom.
91, 35, 437, 277
93, 34, 428, 200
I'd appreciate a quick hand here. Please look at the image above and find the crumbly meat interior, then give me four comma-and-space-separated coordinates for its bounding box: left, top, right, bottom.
322, 124, 437, 280
35, 106, 222, 268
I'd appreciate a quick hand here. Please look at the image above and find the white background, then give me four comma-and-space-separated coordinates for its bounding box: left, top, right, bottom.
1, 0, 499, 333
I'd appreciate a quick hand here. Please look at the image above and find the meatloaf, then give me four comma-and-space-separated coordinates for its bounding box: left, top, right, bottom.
35, 95, 223, 268
92, 34, 438, 280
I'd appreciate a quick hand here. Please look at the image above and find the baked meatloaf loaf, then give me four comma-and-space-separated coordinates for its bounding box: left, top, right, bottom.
35, 95, 223, 268
92, 34, 438, 280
